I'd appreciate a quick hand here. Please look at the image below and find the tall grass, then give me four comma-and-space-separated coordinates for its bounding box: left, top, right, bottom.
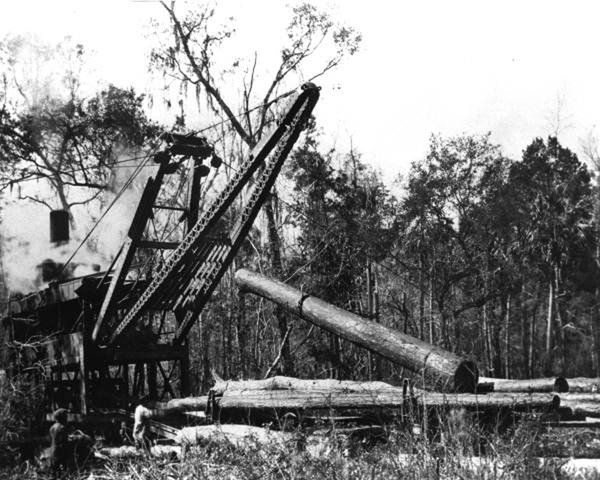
0, 407, 574, 479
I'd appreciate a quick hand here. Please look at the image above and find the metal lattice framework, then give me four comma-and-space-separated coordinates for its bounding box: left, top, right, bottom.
93, 83, 320, 347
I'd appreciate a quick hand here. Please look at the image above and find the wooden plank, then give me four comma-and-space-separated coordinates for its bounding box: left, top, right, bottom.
88, 345, 185, 365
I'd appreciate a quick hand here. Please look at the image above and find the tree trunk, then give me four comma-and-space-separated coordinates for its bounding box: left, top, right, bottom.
504, 293, 511, 379
419, 254, 425, 341
201, 315, 211, 393
594, 293, 600, 378
482, 299, 490, 374
264, 197, 294, 376
520, 300, 528, 379
55, 178, 75, 229
529, 287, 539, 378
429, 267, 435, 344
235, 268, 478, 392
236, 291, 246, 378
492, 300, 503, 377
545, 279, 554, 375
554, 265, 566, 373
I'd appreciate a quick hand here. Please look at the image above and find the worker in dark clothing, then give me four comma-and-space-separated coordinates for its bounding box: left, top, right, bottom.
49, 408, 69, 474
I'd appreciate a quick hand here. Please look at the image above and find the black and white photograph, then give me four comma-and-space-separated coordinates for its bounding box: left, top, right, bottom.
1, 1, 600, 478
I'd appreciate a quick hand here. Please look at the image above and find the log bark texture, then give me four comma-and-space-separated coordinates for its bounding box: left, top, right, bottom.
175, 424, 293, 448
97, 445, 181, 459
479, 376, 568, 393
559, 393, 600, 418
212, 376, 401, 396
135, 397, 208, 420
133, 398, 208, 445
234, 269, 478, 392
215, 388, 559, 411
565, 377, 600, 393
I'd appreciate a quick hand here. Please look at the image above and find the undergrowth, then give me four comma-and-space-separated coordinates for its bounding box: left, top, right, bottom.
0, 420, 581, 480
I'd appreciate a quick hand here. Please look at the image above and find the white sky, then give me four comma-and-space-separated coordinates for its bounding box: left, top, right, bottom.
3, 0, 600, 181
1, 0, 600, 291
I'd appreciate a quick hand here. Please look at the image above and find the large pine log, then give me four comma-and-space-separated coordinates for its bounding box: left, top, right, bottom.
212, 375, 401, 396
565, 377, 600, 393
234, 269, 478, 392
135, 397, 208, 421
176, 424, 293, 447
133, 398, 208, 445
479, 376, 568, 393
215, 388, 559, 411
559, 393, 600, 418
416, 391, 560, 410
97, 445, 181, 459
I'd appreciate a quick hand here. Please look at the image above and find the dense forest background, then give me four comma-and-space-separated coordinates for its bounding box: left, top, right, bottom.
0, 2, 599, 395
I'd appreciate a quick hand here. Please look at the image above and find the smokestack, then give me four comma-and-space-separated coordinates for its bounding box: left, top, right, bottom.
49, 210, 69, 244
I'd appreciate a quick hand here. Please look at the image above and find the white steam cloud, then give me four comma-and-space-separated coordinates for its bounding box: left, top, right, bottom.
0, 152, 157, 294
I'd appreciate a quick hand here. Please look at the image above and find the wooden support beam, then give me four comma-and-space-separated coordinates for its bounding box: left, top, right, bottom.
88, 345, 186, 365
138, 240, 180, 250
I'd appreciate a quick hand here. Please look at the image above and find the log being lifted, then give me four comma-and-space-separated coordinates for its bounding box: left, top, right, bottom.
479, 376, 569, 393
234, 269, 478, 392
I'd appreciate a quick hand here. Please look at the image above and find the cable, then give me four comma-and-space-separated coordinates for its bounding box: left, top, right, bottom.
55, 89, 302, 267
0, 88, 297, 193
1, 84, 316, 308
187, 87, 297, 137
59, 149, 156, 273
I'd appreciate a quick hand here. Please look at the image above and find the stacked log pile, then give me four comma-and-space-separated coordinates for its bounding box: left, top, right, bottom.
209, 375, 560, 413
123, 269, 600, 475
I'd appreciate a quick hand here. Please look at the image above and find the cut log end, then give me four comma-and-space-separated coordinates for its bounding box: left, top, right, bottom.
454, 360, 479, 393
554, 377, 569, 393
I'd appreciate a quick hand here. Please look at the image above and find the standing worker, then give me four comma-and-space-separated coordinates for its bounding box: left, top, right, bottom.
49, 408, 69, 474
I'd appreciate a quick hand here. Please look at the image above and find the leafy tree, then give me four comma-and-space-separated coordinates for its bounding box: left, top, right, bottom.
399, 134, 511, 361
0, 85, 158, 226
285, 124, 398, 377
509, 137, 595, 374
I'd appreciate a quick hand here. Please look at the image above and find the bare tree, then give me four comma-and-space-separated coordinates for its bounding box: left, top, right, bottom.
0, 37, 158, 226
150, 1, 360, 375
545, 91, 573, 140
